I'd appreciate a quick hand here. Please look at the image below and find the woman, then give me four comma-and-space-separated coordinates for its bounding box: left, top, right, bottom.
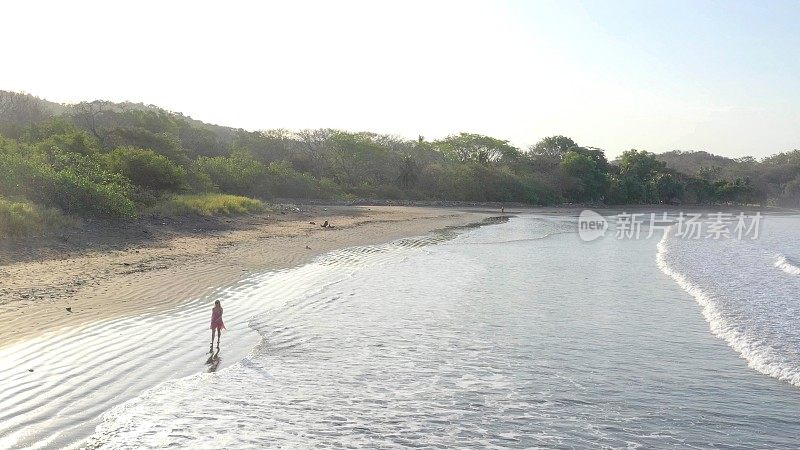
210, 300, 226, 347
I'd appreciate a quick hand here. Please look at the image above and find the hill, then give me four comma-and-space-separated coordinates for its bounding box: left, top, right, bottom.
0, 90, 798, 236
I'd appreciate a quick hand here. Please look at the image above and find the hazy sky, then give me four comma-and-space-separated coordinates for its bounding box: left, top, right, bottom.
2, 0, 798, 158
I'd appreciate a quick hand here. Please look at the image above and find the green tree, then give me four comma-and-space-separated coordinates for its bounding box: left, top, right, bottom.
617, 149, 667, 179
435, 133, 520, 164
560, 150, 608, 202
650, 172, 684, 203
327, 132, 392, 186
529, 135, 578, 159
781, 176, 800, 207
0, 91, 51, 138
397, 155, 419, 188
609, 150, 680, 203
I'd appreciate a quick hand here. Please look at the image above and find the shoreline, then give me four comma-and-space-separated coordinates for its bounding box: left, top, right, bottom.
2, 203, 795, 347
3, 206, 800, 449
0, 206, 496, 346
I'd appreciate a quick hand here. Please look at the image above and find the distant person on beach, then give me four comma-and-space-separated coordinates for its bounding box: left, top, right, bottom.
210, 300, 225, 347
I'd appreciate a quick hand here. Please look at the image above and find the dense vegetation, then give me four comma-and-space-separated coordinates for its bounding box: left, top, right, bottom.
0, 90, 798, 235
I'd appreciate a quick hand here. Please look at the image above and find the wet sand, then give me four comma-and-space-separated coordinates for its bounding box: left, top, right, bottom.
0, 206, 493, 345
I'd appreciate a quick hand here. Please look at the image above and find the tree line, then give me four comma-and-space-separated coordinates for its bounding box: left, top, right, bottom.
0, 90, 798, 222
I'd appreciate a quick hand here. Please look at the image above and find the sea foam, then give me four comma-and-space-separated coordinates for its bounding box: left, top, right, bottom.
775, 254, 800, 276
657, 227, 800, 388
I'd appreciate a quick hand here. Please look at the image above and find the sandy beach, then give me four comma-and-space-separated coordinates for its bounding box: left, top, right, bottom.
3, 208, 800, 449
0, 205, 494, 345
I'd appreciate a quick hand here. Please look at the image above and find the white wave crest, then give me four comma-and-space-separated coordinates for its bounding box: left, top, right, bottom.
774, 255, 800, 276
656, 228, 800, 388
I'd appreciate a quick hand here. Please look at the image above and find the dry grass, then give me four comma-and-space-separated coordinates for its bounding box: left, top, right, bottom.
149, 194, 266, 217
0, 197, 75, 237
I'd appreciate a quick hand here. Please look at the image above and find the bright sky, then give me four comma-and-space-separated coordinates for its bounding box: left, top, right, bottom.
2, 0, 798, 158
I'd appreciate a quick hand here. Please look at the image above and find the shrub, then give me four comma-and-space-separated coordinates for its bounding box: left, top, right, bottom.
104, 147, 187, 193
266, 161, 319, 198
105, 127, 189, 163
316, 177, 343, 200
37, 131, 101, 155
0, 151, 137, 218
192, 154, 267, 196
186, 167, 217, 193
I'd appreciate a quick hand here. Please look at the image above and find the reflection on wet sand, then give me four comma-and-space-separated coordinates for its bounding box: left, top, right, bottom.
206, 348, 221, 373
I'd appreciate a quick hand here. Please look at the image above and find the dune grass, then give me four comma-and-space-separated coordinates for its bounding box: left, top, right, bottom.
149, 194, 266, 217
0, 197, 75, 237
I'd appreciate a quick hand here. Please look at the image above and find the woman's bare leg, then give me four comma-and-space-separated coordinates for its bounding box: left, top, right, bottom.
216, 329, 221, 347
211, 329, 215, 346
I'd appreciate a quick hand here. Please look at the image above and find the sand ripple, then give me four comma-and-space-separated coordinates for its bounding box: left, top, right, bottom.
0, 233, 455, 449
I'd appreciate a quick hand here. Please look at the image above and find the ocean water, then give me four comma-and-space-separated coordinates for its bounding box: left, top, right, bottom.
4, 213, 800, 449
657, 214, 800, 388
77, 213, 800, 449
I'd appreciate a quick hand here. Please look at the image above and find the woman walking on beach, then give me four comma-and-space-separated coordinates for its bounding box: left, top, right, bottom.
210, 300, 225, 347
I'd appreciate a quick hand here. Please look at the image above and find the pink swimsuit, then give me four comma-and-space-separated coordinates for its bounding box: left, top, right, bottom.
210, 306, 226, 330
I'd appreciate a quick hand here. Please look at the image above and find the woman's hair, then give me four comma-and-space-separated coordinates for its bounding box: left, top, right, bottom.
214, 300, 221, 306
